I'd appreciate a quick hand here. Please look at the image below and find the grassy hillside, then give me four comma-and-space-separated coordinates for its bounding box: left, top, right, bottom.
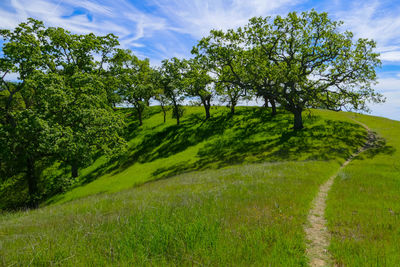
1, 106, 398, 266
48, 106, 365, 204
326, 113, 400, 266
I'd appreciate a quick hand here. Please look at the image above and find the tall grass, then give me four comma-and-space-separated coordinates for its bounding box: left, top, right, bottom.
1, 161, 340, 266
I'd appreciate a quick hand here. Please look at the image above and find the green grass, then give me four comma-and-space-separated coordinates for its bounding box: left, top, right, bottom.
1, 161, 340, 266
326, 113, 400, 266
48, 106, 365, 205
0, 106, 384, 265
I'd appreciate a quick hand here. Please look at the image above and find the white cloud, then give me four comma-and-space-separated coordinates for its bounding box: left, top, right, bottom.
380, 50, 400, 62
333, 0, 400, 63
149, 0, 299, 39
0, 0, 168, 48
369, 77, 400, 121
376, 77, 400, 93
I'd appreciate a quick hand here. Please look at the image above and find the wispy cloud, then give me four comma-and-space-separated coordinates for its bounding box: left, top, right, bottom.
332, 0, 400, 64
0, 0, 168, 49
149, 0, 299, 39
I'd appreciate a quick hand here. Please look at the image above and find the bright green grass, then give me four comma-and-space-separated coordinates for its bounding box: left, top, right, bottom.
326, 113, 400, 266
48, 106, 366, 205
1, 161, 340, 266
0, 107, 372, 265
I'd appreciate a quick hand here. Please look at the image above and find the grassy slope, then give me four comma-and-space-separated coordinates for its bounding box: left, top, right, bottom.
326, 113, 400, 266
0, 107, 370, 265
49, 107, 365, 205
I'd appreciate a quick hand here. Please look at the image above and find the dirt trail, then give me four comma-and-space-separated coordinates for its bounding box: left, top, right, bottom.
305, 118, 375, 267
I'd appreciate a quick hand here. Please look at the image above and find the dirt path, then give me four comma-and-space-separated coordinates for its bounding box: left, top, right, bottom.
305, 118, 375, 267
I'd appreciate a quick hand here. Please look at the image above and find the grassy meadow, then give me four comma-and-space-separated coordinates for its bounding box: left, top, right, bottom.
1, 106, 399, 266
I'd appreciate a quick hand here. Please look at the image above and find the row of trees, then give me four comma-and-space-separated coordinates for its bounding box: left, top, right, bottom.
1, 10, 383, 207
110, 10, 384, 130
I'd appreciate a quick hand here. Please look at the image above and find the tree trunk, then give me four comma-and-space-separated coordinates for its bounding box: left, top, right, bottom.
161, 105, 166, 123
71, 163, 79, 178
205, 104, 210, 120
202, 96, 211, 120
230, 98, 236, 115
270, 99, 277, 116
293, 110, 303, 130
26, 158, 38, 208
263, 95, 269, 108
230, 105, 235, 115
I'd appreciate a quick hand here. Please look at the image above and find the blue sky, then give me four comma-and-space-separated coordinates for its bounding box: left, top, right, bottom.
1, 0, 400, 120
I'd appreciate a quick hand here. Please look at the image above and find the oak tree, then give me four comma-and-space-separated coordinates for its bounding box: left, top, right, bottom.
245, 10, 383, 129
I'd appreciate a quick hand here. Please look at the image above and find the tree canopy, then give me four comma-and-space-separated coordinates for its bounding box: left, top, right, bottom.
110, 49, 154, 126
0, 19, 125, 206
194, 10, 383, 129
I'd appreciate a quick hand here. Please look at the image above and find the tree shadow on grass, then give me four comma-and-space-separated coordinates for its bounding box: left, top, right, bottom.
77, 107, 396, 188
117, 108, 282, 171
357, 131, 396, 159
76, 108, 281, 186
151, 116, 395, 180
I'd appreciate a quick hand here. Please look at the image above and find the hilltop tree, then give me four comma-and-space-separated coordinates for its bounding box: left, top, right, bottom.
111, 49, 154, 126
151, 69, 170, 123
193, 29, 252, 115
244, 46, 280, 115
154, 88, 170, 123
184, 57, 214, 119
215, 66, 250, 115
245, 10, 383, 130
159, 58, 186, 125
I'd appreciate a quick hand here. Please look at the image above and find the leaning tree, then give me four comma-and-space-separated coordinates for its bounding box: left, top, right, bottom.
245, 10, 384, 130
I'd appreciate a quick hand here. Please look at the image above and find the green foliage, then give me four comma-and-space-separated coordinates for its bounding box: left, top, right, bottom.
183, 57, 213, 119
0, 19, 125, 207
110, 49, 155, 125
194, 29, 252, 114
247, 10, 383, 129
171, 104, 184, 119
194, 10, 383, 129
158, 58, 187, 125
